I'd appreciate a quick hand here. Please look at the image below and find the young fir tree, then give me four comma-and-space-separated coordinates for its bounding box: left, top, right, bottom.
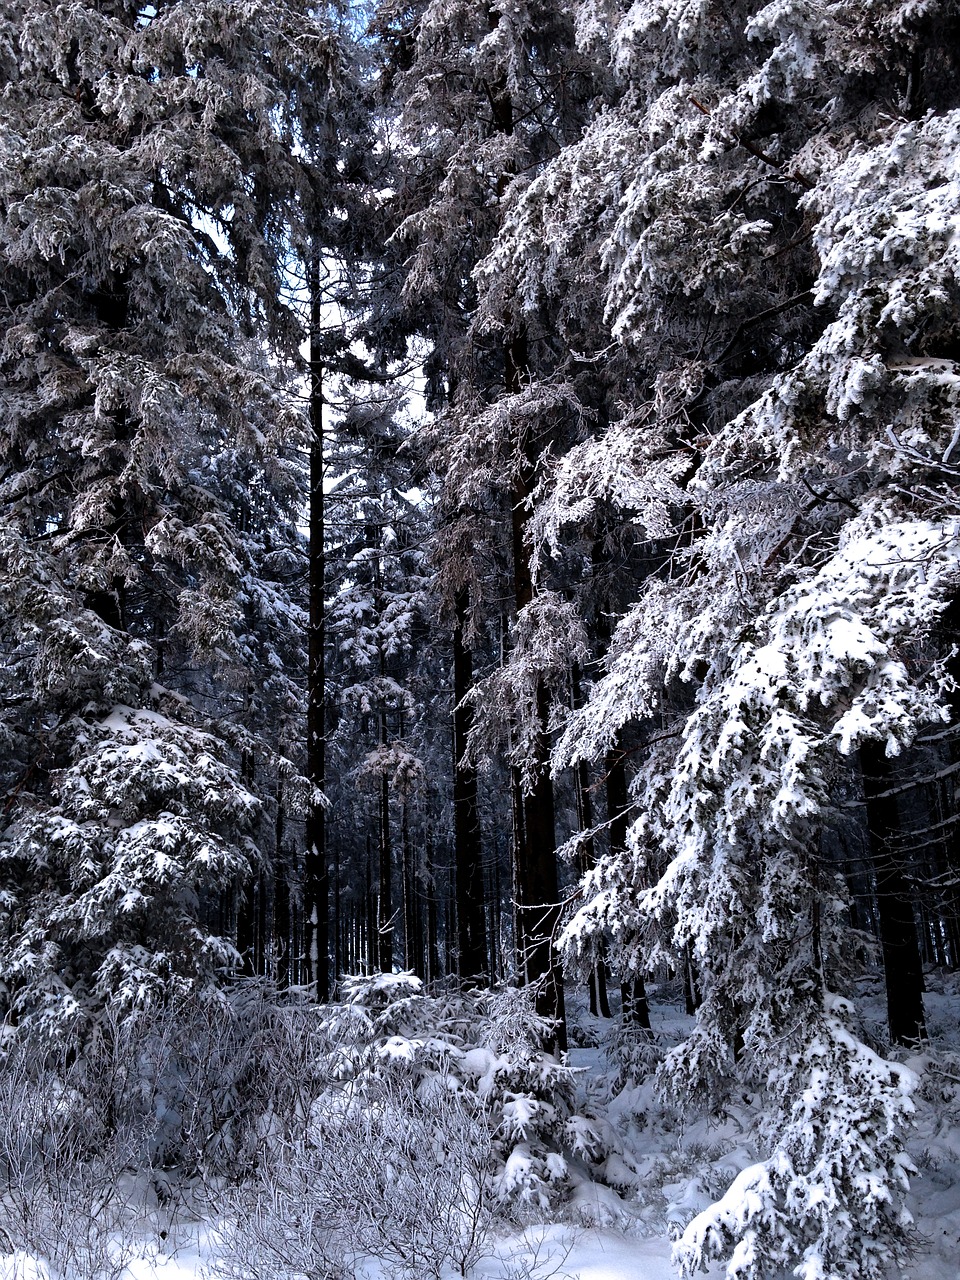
0, 0, 357, 1034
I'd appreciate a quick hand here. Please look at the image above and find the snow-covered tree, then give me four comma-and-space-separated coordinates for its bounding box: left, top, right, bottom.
464, 0, 960, 1272
0, 0, 358, 1033
372, 0, 605, 1039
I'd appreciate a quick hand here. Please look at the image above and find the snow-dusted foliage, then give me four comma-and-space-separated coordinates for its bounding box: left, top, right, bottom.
312, 973, 608, 1211
461, 0, 960, 1272
1, 700, 260, 1026
0, 0, 356, 1033
466, 591, 589, 790
675, 998, 917, 1280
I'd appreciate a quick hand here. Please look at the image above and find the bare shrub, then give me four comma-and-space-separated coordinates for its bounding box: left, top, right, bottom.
0, 1040, 143, 1280
0, 983, 323, 1276
219, 1070, 496, 1280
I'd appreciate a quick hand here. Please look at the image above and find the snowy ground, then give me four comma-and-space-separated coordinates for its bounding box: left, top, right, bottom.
0, 1225, 691, 1280
2, 976, 959, 1280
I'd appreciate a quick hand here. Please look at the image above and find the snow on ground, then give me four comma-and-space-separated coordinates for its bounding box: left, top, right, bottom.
3, 977, 959, 1280
10, 1231, 686, 1280
473, 1226, 686, 1280
0, 1226, 691, 1280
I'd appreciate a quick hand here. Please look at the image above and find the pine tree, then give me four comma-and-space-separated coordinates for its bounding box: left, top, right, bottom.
374, 0, 600, 1040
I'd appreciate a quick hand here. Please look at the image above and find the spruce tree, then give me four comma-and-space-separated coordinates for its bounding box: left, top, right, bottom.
0, 0, 357, 1033
480, 0, 960, 1272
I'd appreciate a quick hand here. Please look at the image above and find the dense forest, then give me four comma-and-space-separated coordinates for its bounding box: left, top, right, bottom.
2, 1, 960, 1278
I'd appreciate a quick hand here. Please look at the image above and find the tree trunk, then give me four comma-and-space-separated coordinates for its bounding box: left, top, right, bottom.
606, 739, 651, 1030
507, 331, 566, 1049
454, 586, 487, 981
378, 767, 393, 974
366, 834, 378, 973
401, 797, 424, 976
860, 741, 926, 1045
572, 667, 611, 1018
304, 250, 330, 999
272, 786, 289, 988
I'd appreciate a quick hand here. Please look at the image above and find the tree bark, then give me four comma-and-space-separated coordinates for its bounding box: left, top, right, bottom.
860, 741, 926, 1045
304, 250, 330, 998
606, 739, 651, 1030
454, 586, 487, 981
572, 667, 611, 1018
426, 828, 441, 984
509, 334, 566, 1050
378, 768, 393, 973
273, 816, 290, 989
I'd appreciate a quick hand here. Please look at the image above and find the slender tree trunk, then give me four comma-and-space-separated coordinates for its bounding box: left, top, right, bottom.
332, 832, 342, 987
683, 947, 699, 1018
937, 596, 960, 968
290, 871, 303, 988
860, 741, 926, 1045
235, 713, 257, 974
479, 28, 564, 1043
304, 250, 330, 998
572, 667, 611, 1018
510, 353, 566, 1044
366, 834, 378, 973
353, 894, 363, 975
373, 686, 391, 972
454, 587, 487, 981
606, 739, 651, 1030
430, 885, 442, 983
487, 853, 502, 981
272, 818, 290, 987
510, 762, 525, 982
401, 797, 423, 975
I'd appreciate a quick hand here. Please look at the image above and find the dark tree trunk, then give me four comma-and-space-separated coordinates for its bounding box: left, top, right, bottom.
378, 766, 393, 974
572, 668, 611, 1018
366, 834, 378, 973
235, 882, 254, 976
454, 586, 487, 981
487, 851, 503, 981
276, 855, 291, 993
235, 727, 257, 975
683, 947, 699, 1018
936, 596, 960, 968
401, 798, 424, 976
606, 740, 651, 1030
860, 741, 926, 1045
304, 251, 330, 999
332, 833, 342, 986
511, 577, 566, 1040
515, 685, 566, 1049
577, 763, 611, 1019
508, 333, 566, 1048
620, 978, 651, 1027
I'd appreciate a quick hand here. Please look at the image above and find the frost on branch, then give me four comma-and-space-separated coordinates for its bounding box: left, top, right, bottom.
0, 699, 258, 1034
704, 109, 960, 486
560, 515, 959, 1270
466, 591, 588, 790
311, 977, 603, 1214
676, 1000, 917, 1280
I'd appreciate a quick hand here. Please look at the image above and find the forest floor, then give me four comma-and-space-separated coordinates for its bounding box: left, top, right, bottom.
1, 976, 959, 1280
108, 1222, 686, 1280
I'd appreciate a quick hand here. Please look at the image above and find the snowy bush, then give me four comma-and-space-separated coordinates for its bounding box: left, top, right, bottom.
674, 997, 917, 1280
0, 1035, 146, 1280
221, 1068, 495, 1280
218, 974, 618, 1278
312, 973, 608, 1212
